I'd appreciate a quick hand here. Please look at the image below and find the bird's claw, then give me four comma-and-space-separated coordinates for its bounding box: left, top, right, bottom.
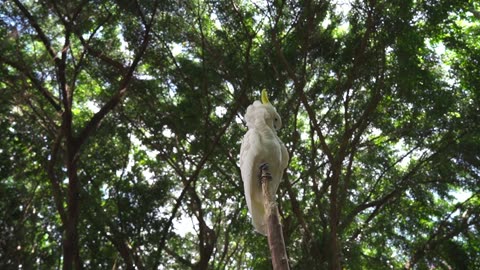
260, 163, 269, 171
258, 163, 272, 182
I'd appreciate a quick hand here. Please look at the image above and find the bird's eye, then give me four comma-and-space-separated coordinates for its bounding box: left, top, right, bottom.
274, 118, 278, 122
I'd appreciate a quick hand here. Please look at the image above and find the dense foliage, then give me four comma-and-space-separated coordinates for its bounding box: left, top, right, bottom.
1, 0, 479, 269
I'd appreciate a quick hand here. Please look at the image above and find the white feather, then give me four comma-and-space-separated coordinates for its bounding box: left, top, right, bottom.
240, 100, 289, 235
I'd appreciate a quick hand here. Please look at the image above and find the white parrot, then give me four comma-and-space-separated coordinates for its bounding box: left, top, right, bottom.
240, 90, 289, 235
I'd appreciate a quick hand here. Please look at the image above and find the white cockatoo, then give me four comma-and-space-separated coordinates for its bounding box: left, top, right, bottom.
240, 90, 289, 235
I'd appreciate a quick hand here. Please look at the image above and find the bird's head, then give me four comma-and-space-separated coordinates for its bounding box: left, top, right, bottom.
245, 90, 282, 131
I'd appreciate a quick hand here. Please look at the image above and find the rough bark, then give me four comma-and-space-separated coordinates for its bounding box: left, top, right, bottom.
261, 165, 290, 270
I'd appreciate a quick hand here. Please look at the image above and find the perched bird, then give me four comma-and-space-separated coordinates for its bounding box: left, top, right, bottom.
240, 90, 289, 235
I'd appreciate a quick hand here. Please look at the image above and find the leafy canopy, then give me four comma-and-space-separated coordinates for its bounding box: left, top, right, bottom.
0, 0, 479, 269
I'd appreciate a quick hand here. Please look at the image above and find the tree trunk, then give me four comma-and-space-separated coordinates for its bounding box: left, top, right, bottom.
63, 157, 81, 270
329, 170, 341, 270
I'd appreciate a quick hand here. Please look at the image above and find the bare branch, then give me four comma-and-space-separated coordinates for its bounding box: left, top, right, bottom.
261, 165, 290, 270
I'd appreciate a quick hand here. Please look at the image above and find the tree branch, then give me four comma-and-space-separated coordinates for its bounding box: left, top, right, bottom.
155, 89, 246, 267
75, 2, 158, 151
0, 56, 62, 112
12, 0, 57, 59
407, 193, 480, 268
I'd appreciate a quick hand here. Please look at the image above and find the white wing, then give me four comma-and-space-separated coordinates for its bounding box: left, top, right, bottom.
280, 139, 289, 173
240, 129, 267, 235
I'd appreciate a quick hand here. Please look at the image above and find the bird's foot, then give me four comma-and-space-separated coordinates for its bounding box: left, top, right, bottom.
258, 163, 272, 183
259, 163, 269, 171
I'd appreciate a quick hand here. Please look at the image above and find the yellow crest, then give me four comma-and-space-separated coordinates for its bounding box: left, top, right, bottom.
261, 89, 270, 104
